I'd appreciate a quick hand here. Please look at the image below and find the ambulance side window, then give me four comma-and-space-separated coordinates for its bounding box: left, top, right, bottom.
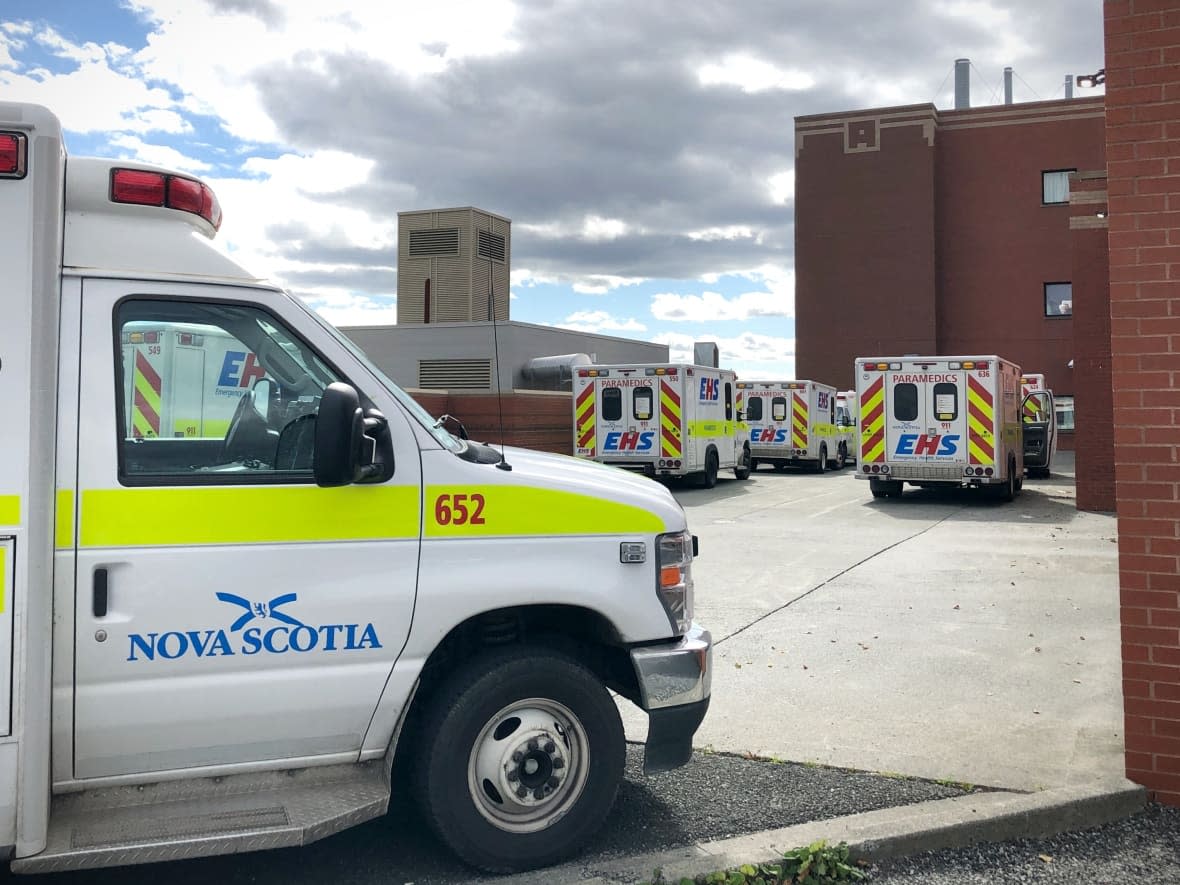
772, 397, 787, 421
115, 298, 344, 484
634, 386, 654, 420
602, 387, 623, 421
746, 397, 763, 421
894, 383, 919, 421
724, 383, 733, 420
933, 382, 958, 421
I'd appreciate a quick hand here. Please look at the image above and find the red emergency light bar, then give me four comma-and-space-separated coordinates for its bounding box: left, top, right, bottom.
110, 168, 223, 230
0, 132, 27, 178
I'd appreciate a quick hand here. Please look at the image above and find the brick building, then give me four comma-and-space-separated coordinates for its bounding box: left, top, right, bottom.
794, 96, 1108, 456
1104, 0, 1180, 807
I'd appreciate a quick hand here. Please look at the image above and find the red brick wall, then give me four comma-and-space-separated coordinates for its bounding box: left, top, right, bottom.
1105, 0, 1180, 805
1071, 172, 1116, 511
406, 390, 573, 455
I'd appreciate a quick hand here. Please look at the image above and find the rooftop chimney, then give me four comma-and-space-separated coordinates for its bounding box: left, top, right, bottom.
954, 58, 970, 109
1064, 74, 1074, 100
1003, 67, 1013, 105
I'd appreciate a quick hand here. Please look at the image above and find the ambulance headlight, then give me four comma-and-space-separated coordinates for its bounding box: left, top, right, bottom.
655, 530, 694, 636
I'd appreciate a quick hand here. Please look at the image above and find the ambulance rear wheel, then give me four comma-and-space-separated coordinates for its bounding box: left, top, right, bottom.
734, 448, 752, 480
700, 450, 719, 488
750, 458, 760, 472
996, 460, 1017, 502
816, 446, 828, 473
834, 445, 847, 470
415, 646, 625, 873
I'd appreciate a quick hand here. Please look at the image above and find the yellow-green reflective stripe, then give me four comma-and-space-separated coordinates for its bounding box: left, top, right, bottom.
0, 495, 17, 525
425, 485, 666, 538
56, 490, 74, 548
81, 486, 419, 547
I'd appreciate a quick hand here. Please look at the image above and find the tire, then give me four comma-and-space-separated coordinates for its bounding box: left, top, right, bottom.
834, 445, 847, 470
750, 458, 760, 472
700, 450, 719, 488
997, 460, 1017, 502
816, 446, 828, 473
870, 478, 889, 499
871, 487, 887, 499
734, 447, 752, 480
414, 646, 625, 873
887, 480, 904, 497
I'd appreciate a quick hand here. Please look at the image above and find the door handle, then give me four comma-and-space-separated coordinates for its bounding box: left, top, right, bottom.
93, 568, 109, 618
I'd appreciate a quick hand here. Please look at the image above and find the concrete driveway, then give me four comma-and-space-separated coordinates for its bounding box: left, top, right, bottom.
621, 451, 1125, 792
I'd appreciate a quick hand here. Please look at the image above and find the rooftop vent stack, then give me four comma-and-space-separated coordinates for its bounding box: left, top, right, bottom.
693, 342, 719, 368
954, 58, 970, 109
1065, 74, 1074, 100
1003, 67, 1013, 105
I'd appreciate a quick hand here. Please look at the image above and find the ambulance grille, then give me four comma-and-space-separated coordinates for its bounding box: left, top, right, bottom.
418, 358, 492, 390
408, 228, 460, 257
889, 464, 962, 481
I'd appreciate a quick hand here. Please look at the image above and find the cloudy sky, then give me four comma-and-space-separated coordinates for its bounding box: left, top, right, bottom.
1, 1, 1104, 377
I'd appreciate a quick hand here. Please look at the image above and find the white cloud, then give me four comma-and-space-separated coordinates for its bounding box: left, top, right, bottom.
301, 291, 398, 328
651, 288, 790, 322
697, 54, 815, 93
557, 310, 647, 334
686, 225, 757, 242
768, 169, 794, 205
581, 215, 628, 241
653, 331, 795, 376
108, 135, 212, 173
571, 275, 649, 295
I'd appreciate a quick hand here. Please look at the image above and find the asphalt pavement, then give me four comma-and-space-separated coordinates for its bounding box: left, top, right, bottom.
4, 452, 1148, 883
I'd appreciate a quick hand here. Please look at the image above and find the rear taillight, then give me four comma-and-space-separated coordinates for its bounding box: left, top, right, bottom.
0, 132, 28, 178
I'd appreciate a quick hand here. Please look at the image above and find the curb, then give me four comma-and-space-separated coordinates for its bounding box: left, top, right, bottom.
506, 778, 1146, 884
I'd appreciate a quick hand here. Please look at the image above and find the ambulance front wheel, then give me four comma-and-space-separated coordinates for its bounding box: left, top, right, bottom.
415, 646, 625, 873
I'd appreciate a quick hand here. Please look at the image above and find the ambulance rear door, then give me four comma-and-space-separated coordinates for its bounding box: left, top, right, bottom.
884, 365, 969, 468
596, 371, 662, 463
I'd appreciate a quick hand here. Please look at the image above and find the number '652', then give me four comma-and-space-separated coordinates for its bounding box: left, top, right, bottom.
434, 493, 487, 526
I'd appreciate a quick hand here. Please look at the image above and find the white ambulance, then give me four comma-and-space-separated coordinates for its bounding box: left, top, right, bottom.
835, 389, 858, 466
854, 355, 1025, 500
1020, 373, 1057, 479
573, 364, 751, 487
0, 103, 713, 874
736, 380, 850, 472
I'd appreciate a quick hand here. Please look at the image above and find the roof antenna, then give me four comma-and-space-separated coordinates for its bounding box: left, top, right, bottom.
487, 243, 512, 471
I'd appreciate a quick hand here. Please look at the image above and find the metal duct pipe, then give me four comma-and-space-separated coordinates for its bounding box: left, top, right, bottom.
954, 58, 970, 109
1004, 67, 1013, 105
1065, 74, 1074, 100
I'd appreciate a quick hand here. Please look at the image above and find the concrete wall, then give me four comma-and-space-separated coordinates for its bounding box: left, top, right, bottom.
1105, 0, 1180, 807
342, 321, 668, 392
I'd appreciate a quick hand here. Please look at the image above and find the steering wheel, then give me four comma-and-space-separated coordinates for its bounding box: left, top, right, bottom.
222, 386, 259, 461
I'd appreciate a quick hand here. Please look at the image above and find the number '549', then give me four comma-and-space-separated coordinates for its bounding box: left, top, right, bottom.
434, 493, 487, 526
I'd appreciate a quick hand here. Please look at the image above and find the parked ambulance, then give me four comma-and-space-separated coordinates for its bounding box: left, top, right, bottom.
736, 380, 850, 472
1020, 373, 1057, 478
0, 103, 712, 874
835, 389, 858, 465
573, 364, 751, 487
854, 355, 1024, 500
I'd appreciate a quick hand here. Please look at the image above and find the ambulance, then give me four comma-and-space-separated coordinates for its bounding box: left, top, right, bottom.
573, 364, 751, 487
736, 380, 850, 472
122, 323, 270, 439
0, 103, 713, 874
854, 355, 1025, 500
835, 390, 858, 465
1020, 373, 1057, 479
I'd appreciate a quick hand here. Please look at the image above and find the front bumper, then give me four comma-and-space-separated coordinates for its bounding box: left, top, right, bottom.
629, 623, 712, 773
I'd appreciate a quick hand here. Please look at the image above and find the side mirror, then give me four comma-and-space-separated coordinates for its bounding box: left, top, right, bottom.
314, 383, 365, 487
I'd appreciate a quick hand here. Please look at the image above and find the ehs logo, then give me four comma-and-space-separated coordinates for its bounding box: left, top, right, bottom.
217, 350, 267, 388
603, 430, 655, 452
750, 427, 789, 444
700, 378, 719, 401
895, 433, 961, 456
126, 592, 382, 662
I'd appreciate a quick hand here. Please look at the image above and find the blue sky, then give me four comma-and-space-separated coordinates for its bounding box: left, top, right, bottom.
0, 1, 1105, 378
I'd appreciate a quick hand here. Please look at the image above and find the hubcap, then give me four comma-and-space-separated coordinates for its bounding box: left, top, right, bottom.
467, 698, 589, 833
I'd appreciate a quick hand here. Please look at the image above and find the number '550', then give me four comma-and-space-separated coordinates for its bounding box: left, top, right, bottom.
434, 493, 487, 526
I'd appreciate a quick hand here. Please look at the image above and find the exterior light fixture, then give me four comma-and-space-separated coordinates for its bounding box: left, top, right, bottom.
1076, 69, 1105, 88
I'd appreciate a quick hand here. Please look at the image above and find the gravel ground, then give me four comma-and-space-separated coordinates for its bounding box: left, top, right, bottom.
5, 746, 979, 885
868, 803, 1180, 884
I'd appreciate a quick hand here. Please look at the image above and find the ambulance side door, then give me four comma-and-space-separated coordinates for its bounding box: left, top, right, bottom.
70, 281, 421, 781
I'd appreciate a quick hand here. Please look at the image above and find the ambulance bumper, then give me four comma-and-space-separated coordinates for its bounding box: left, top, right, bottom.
630, 623, 712, 773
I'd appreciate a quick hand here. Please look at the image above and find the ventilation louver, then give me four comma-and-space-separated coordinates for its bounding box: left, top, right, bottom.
409, 228, 460, 257
418, 358, 492, 389
477, 229, 506, 263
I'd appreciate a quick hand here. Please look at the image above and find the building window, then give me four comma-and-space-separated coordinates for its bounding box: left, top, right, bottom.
1045, 282, 1073, 317
1042, 169, 1075, 205
1055, 395, 1075, 432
